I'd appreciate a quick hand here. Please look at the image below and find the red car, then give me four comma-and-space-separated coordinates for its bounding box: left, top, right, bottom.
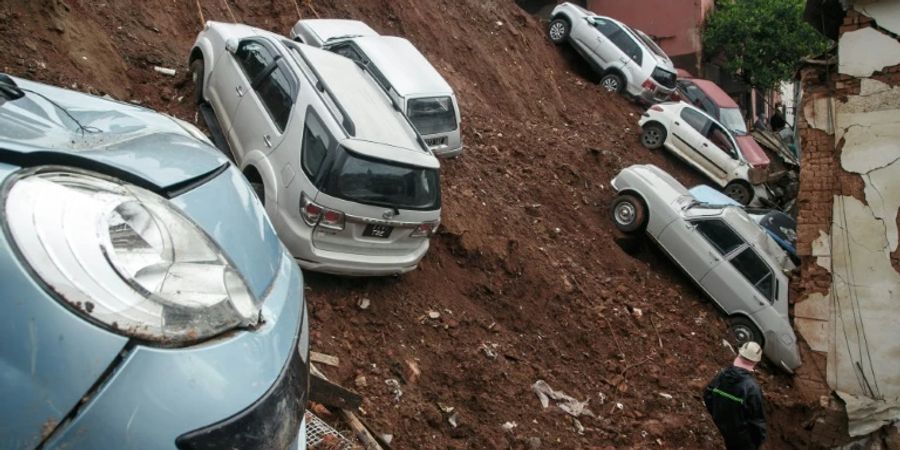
673, 77, 769, 183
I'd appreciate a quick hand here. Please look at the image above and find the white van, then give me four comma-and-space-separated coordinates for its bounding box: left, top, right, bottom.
292, 19, 463, 158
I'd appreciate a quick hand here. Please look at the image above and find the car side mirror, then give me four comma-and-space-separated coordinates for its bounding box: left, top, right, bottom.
584, 16, 594, 25
225, 38, 239, 54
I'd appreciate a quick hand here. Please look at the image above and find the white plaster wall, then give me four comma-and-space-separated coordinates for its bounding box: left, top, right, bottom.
854, 0, 900, 35
839, 27, 900, 77
826, 196, 900, 402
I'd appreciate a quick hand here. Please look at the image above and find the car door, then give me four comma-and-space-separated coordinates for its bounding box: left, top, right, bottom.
700, 121, 742, 182
701, 243, 776, 314
657, 215, 745, 285
584, 17, 623, 67
605, 25, 643, 71
208, 39, 276, 143
669, 106, 726, 183
229, 57, 298, 164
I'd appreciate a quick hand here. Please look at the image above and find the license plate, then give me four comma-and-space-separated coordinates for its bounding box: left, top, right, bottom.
363, 224, 393, 239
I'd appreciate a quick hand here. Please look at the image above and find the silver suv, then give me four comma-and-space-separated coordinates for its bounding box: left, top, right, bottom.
190, 22, 441, 276
291, 19, 463, 158
548, 2, 677, 102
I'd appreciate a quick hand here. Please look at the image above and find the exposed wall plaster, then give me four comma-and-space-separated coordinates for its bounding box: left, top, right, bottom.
854, 0, 900, 35
836, 79, 900, 251
812, 230, 832, 270
839, 27, 900, 77
827, 196, 899, 410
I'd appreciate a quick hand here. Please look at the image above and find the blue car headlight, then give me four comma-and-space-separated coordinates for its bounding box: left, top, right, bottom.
3, 167, 260, 345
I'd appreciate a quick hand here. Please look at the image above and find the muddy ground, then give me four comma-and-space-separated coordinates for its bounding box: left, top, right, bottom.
0, 0, 849, 448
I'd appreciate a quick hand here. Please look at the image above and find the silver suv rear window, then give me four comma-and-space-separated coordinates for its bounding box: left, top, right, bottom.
323, 149, 440, 211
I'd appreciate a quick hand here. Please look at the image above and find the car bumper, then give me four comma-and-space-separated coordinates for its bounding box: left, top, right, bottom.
432, 144, 463, 158
276, 211, 430, 276
296, 244, 425, 276
45, 254, 309, 450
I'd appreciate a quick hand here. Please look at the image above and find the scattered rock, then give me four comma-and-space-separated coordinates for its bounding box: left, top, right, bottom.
357, 297, 370, 310
526, 437, 542, 449
501, 421, 517, 433
658, 392, 673, 400
354, 375, 367, 388
403, 359, 421, 384
427, 310, 441, 319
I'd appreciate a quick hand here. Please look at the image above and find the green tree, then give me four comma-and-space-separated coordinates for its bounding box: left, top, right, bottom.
703, 0, 829, 89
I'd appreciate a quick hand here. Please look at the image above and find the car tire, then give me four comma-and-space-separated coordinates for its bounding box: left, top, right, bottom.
640, 123, 666, 150
610, 194, 647, 234
190, 58, 205, 105
600, 73, 625, 93
548, 18, 570, 44
724, 180, 753, 206
728, 316, 764, 348
250, 182, 265, 206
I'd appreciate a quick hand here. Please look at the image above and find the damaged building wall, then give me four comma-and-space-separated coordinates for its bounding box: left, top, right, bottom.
794, 3, 900, 437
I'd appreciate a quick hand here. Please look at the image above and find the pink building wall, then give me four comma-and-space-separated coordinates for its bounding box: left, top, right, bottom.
586, 0, 714, 74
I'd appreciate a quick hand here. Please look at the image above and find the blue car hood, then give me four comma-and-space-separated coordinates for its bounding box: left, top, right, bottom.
0, 76, 228, 189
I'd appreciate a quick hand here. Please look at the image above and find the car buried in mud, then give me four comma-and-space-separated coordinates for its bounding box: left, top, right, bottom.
290, 19, 464, 158
190, 22, 442, 277
609, 164, 801, 372
0, 74, 309, 449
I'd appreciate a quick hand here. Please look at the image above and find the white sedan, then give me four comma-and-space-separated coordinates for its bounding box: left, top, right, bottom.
609, 164, 801, 372
638, 102, 766, 205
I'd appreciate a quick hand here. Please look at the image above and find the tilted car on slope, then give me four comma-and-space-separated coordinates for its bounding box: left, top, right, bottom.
609, 164, 801, 372
190, 21, 442, 276
0, 74, 309, 449
547, 2, 677, 102
291, 19, 463, 158
673, 77, 771, 173
638, 101, 767, 206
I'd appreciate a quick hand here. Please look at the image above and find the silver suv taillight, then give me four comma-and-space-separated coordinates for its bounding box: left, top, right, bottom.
300, 193, 345, 230
410, 220, 439, 237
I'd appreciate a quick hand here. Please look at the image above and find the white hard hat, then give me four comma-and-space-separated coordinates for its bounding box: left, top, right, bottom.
739, 342, 763, 363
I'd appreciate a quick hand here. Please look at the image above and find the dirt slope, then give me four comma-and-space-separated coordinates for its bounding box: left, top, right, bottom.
0, 1, 845, 448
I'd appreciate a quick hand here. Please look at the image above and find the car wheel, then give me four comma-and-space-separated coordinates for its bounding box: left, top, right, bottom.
640, 123, 666, 150
610, 194, 647, 234
728, 316, 763, 348
190, 58, 205, 105
600, 73, 624, 93
724, 180, 753, 205
547, 18, 570, 44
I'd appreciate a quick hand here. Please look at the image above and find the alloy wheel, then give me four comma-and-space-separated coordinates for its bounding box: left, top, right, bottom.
549, 22, 566, 41
642, 128, 661, 148
601, 77, 620, 92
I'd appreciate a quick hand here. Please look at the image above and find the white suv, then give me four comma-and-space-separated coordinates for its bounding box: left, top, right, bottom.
291, 19, 463, 158
548, 2, 677, 102
190, 22, 441, 276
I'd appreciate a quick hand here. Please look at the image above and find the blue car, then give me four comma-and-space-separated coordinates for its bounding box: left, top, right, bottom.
0, 74, 309, 449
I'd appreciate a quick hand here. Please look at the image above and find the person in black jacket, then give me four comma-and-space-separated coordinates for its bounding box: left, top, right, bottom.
703, 341, 767, 450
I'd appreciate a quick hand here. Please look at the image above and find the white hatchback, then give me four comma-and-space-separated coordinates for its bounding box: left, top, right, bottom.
638, 101, 765, 205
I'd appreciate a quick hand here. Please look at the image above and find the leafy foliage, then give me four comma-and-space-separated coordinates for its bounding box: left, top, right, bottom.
703, 0, 829, 89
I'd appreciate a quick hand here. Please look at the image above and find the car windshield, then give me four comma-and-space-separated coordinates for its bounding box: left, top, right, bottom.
719, 108, 747, 134
407, 96, 457, 135
323, 147, 440, 210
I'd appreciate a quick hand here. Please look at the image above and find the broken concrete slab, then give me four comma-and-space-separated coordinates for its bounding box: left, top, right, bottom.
854, 0, 900, 36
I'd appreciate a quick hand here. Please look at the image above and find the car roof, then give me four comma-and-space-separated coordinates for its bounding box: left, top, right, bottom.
346, 36, 452, 97
295, 45, 435, 165
684, 79, 738, 108
298, 19, 378, 43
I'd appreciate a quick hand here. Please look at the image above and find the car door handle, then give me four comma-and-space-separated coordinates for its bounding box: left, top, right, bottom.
263, 134, 272, 148
702, 142, 708, 147
235, 85, 244, 97
707, 250, 720, 262
674, 121, 680, 126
